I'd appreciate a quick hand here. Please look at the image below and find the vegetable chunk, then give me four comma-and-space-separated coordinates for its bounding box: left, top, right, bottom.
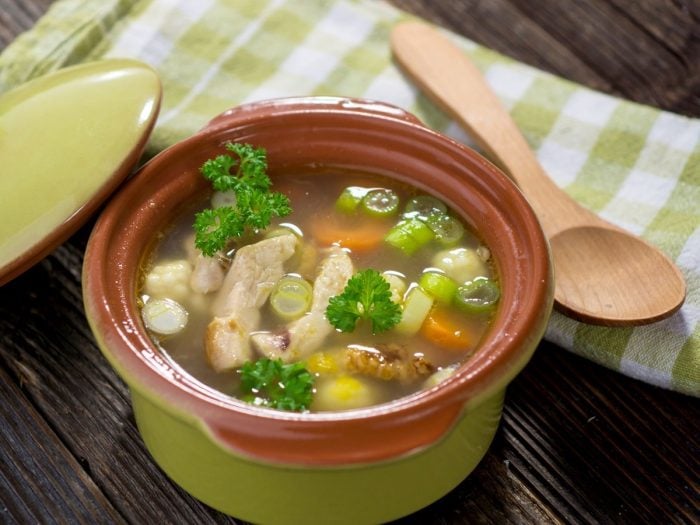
143, 260, 192, 302
432, 247, 488, 284
141, 298, 188, 335
342, 343, 434, 382
313, 375, 378, 411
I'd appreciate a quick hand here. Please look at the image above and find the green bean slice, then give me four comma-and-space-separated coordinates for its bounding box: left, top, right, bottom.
404, 195, 447, 220
361, 188, 400, 217
425, 213, 464, 245
419, 271, 458, 304
454, 277, 500, 314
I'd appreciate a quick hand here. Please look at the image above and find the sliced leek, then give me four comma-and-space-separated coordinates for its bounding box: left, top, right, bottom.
270, 275, 313, 321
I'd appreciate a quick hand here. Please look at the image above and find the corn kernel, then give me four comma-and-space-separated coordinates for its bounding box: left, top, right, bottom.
306, 352, 339, 375
313, 375, 377, 411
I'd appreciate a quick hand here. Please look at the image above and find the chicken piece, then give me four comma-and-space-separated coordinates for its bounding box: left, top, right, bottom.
294, 240, 320, 281
343, 343, 434, 383
183, 233, 227, 295
190, 253, 225, 294
251, 247, 353, 362
205, 234, 297, 372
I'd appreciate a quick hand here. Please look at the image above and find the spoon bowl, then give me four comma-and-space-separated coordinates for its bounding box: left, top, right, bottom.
551, 227, 684, 324
391, 21, 686, 326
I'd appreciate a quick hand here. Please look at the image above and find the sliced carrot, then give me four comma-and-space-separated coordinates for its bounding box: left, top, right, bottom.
310, 214, 391, 252
420, 306, 474, 351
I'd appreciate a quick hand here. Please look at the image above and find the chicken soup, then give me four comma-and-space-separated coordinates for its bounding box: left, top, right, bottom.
139, 143, 499, 412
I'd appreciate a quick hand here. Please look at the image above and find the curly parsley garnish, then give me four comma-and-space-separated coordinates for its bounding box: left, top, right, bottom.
194, 143, 291, 256
240, 358, 314, 412
326, 269, 402, 334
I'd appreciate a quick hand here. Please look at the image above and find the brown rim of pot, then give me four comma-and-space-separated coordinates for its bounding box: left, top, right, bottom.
83, 97, 553, 467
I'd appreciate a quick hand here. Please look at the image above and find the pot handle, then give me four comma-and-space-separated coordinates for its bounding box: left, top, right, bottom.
200, 395, 468, 467
200, 96, 426, 134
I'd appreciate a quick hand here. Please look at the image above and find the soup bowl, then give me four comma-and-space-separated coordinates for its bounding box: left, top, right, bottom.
83, 96, 553, 524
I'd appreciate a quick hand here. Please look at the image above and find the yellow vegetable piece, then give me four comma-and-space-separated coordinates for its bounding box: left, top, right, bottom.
313, 375, 377, 411
306, 352, 339, 375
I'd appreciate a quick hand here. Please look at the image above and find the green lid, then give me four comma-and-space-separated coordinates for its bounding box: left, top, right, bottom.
0, 59, 161, 285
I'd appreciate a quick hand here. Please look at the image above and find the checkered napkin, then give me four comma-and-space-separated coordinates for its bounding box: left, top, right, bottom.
2, 0, 697, 396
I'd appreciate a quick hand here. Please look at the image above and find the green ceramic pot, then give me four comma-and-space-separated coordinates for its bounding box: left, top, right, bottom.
83, 97, 552, 524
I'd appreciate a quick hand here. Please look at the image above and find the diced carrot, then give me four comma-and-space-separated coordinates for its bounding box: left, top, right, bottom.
310, 214, 390, 252
420, 306, 474, 351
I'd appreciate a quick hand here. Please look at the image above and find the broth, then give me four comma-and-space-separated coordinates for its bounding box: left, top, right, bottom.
139, 168, 498, 412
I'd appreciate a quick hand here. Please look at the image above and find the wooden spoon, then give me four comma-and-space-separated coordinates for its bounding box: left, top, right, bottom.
391, 21, 685, 326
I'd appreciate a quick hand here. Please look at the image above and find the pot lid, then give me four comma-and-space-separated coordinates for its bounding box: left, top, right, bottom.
0, 59, 161, 285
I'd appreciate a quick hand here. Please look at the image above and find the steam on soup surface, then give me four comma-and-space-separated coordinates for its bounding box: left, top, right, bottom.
139, 162, 499, 412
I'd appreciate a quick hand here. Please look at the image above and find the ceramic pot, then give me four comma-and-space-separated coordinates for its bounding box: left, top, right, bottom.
83, 97, 553, 524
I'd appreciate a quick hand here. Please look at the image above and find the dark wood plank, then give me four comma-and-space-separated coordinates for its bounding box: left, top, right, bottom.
505, 0, 700, 116
0, 0, 53, 49
504, 346, 700, 524
0, 228, 240, 524
390, 0, 700, 117
0, 364, 121, 524
391, 0, 615, 93
395, 345, 700, 525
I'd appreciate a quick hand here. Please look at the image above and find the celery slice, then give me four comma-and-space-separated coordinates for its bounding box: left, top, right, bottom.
335, 186, 369, 213
385, 218, 435, 255
419, 271, 458, 304
394, 286, 434, 335
384, 226, 416, 254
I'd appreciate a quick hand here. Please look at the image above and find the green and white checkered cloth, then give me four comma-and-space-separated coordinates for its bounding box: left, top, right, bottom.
2, 0, 698, 396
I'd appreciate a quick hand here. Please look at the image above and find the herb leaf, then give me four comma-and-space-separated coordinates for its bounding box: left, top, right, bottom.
193, 206, 242, 257
240, 358, 314, 412
195, 143, 291, 256
326, 269, 402, 334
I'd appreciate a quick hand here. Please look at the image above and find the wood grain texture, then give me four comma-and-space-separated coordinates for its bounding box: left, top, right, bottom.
1, 1, 699, 524
0, 0, 53, 49
0, 364, 121, 524
390, 0, 700, 117
391, 21, 686, 326
0, 227, 239, 524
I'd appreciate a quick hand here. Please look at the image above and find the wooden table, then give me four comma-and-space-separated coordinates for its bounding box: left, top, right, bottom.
1, 1, 698, 523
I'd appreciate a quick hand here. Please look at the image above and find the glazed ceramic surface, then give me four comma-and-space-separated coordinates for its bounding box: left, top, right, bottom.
0, 59, 160, 285
133, 387, 504, 525
83, 97, 552, 523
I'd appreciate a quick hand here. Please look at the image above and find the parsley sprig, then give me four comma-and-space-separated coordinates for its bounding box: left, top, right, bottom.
326, 269, 402, 334
194, 143, 291, 256
240, 358, 314, 412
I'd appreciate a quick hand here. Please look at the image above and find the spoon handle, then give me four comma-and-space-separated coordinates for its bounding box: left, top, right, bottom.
390, 21, 595, 236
